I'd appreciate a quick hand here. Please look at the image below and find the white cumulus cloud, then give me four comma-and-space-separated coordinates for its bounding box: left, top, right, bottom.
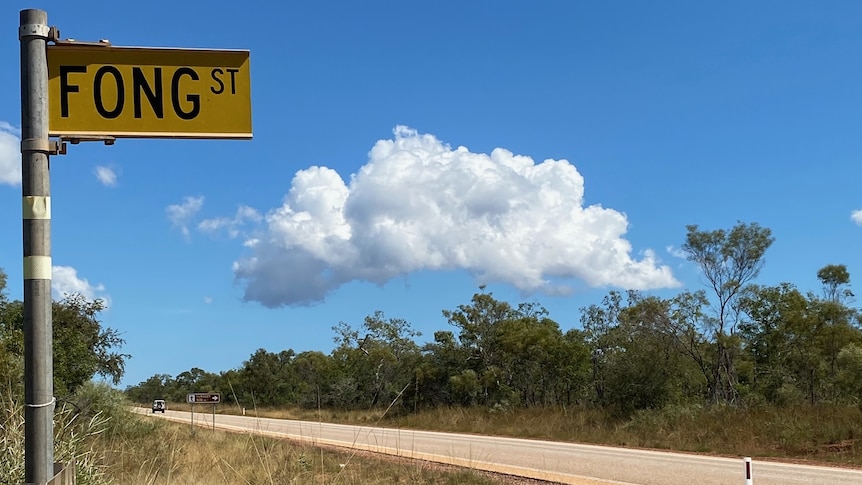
851, 209, 862, 226
94, 165, 117, 186
167, 196, 204, 241
0, 121, 21, 186
231, 126, 679, 307
52, 265, 109, 304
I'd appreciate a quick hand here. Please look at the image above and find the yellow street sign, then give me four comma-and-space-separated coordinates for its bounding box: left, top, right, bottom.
47, 45, 252, 139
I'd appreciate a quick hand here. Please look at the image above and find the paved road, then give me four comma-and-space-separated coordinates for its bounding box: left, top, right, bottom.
135, 408, 862, 484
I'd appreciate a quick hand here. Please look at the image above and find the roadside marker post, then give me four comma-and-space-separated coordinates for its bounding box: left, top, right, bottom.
744, 457, 753, 485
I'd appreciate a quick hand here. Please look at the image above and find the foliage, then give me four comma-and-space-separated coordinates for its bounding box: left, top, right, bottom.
681, 221, 775, 403
0, 277, 129, 399
123, 222, 862, 428
52, 295, 129, 394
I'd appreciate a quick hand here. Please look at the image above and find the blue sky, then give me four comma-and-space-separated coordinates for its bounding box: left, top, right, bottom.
2, 1, 862, 389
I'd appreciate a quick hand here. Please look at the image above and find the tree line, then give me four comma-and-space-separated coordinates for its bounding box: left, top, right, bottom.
125, 222, 862, 416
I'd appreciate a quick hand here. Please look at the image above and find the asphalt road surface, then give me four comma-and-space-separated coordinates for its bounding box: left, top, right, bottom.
135, 408, 862, 484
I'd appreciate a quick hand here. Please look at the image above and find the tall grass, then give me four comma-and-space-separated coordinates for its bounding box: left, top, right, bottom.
98, 419, 513, 484
9, 381, 861, 484
0, 390, 26, 483
1, 383, 112, 485
3, 382, 516, 484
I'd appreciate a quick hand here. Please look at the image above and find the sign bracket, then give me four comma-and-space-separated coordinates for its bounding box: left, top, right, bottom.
41, 25, 116, 156
48, 26, 111, 47
63, 135, 116, 146
45, 137, 117, 156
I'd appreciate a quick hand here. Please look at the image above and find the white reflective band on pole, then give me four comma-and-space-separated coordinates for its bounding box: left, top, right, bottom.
744, 457, 753, 485
23, 256, 52, 280
22, 196, 51, 219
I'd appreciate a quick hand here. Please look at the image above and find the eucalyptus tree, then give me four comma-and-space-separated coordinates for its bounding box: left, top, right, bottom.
331, 311, 421, 409
737, 283, 808, 403
418, 330, 470, 407
582, 290, 704, 414
291, 350, 336, 408
238, 348, 299, 406
681, 222, 774, 403
442, 286, 517, 406
495, 304, 565, 406
812, 264, 861, 399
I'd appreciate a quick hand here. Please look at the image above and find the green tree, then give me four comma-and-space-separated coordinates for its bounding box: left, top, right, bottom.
0, 268, 128, 398
736, 268, 862, 405
582, 291, 704, 414
167, 367, 224, 403
292, 350, 336, 408
0, 270, 24, 398
495, 305, 564, 406
737, 283, 808, 404
813, 264, 861, 400
817, 264, 854, 304
417, 330, 471, 407
681, 222, 774, 403
555, 329, 592, 406
238, 348, 298, 406
663, 290, 713, 401
443, 287, 516, 406
581, 291, 625, 403
124, 373, 173, 405
836, 344, 862, 403
52, 294, 129, 395
330, 312, 421, 410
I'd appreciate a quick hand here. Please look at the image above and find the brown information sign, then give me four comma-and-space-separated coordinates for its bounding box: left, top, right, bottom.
187, 392, 221, 404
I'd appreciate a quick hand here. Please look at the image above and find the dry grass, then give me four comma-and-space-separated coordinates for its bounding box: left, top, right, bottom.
13, 389, 861, 484
4, 384, 533, 484
1, 397, 112, 485
98, 418, 532, 484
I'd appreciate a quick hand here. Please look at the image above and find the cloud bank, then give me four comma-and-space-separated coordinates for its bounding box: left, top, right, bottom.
225, 126, 678, 307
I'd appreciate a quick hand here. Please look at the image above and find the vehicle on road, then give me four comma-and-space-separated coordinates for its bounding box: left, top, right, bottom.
152, 399, 166, 413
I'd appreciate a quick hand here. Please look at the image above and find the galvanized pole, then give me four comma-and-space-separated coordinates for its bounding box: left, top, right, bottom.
19, 8, 54, 484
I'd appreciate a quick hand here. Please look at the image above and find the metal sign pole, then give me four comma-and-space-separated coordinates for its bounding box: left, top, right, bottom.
19, 8, 54, 484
